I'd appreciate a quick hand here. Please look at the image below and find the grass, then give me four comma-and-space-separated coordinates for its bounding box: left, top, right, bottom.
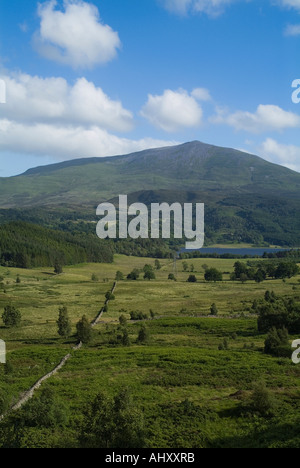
0, 255, 300, 447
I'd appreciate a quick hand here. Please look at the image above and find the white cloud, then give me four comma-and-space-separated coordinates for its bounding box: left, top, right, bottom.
0, 72, 133, 132
160, 0, 237, 16
285, 23, 300, 36
34, 0, 121, 68
0, 71, 177, 162
0, 120, 177, 161
191, 87, 212, 101
259, 138, 300, 172
141, 88, 204, 132
211, 104, 300, 133
278, 0, 300, 11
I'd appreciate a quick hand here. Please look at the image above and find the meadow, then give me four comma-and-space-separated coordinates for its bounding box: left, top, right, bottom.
0, 255, 300, 448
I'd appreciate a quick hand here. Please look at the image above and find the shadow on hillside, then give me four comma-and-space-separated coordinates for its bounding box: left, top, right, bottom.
210, 419, 300, 448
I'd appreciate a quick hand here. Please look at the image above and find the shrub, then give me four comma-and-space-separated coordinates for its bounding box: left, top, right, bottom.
187, 275, 197, 283
2, 305, 21, 328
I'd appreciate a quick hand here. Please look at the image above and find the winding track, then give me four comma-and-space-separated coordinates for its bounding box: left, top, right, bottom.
0, 281, 117, 421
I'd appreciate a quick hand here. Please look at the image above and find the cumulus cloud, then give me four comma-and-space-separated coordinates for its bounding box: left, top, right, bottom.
140, 88, 204, 132
259, 138, 300, 172
0, 72, 133, 132
160, 0, 237, 16
211, 104, 300, 133
0, 71, 177, 161
0, 119, 177, 160
33, 0, 121, 68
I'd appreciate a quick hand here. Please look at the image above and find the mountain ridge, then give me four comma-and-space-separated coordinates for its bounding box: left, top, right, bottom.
0, 140, 299, 210
0, 140, 300, 246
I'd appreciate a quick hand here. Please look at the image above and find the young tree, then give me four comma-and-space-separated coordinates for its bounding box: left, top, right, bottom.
137, 324, 150, 344
76, 315, 91, 344
119, 314, 127, 326
115, 271, 124, 281
54, 262, 63, 275
2, 305, 21, 328
57, 306, 72, 338
210, 303, 218, 316
154, 259, 161, 270
120, 328, 131, 347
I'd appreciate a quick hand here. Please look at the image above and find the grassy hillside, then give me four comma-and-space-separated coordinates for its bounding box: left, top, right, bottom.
0, 141, 299, 208
0, 255, 300, 447
0, 141, 300, 247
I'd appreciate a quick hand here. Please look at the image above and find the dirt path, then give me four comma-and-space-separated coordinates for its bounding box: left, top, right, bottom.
0, 281, 117, 421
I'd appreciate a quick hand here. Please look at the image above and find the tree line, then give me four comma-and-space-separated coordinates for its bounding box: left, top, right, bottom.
0, 222, 114, 268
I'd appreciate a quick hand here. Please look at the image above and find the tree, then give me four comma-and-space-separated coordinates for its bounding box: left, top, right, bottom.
119, 327, 131, 347
182, 261, 188, 272
91, 274, 99, 282
154, 259, 161, 270
105, 291, 115, 301
119, 315, 127, 326
137, 324, 150, 344
76, 315, 91, 344
54, 262, 63, 275
127, 269, 139, 281
254, 269, 265, 283
79, 388, 145, 448
115, 271, 124, 281
168, 273, 177, 281
204, 268, 223, 282
2, 305, 21, 328
57, 306, 71, 338
187, 274, 197, 283
144, 270, 156, 281
210, 303, 218, 316
264, 327, 290, 357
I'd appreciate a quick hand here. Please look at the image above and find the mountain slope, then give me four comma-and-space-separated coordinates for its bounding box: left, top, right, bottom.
0, 140, 300, 247
0, 141, 299, 208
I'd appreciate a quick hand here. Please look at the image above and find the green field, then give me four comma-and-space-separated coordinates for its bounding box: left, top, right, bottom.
0, 255, 300, 448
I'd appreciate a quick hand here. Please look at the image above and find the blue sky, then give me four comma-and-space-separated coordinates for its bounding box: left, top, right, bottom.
0, 0, 300, 176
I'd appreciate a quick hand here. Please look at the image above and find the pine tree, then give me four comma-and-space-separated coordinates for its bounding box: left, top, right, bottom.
57, 306, 71, 338
76, 315, 91, 344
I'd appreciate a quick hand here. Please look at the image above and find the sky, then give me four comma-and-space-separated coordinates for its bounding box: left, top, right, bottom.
0, 0, 300, 176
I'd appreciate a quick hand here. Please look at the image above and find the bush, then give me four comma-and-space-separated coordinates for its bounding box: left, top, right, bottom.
130, 311, 148, 321
250, 381, 277, 417
264, 327, 290, 357
187, 275, 197, 283
2, 305, 21, 328
204, 268, 223, 282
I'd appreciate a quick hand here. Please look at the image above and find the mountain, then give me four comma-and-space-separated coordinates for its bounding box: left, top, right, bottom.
0, 140, 300, 246
0, 141, 300, 208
